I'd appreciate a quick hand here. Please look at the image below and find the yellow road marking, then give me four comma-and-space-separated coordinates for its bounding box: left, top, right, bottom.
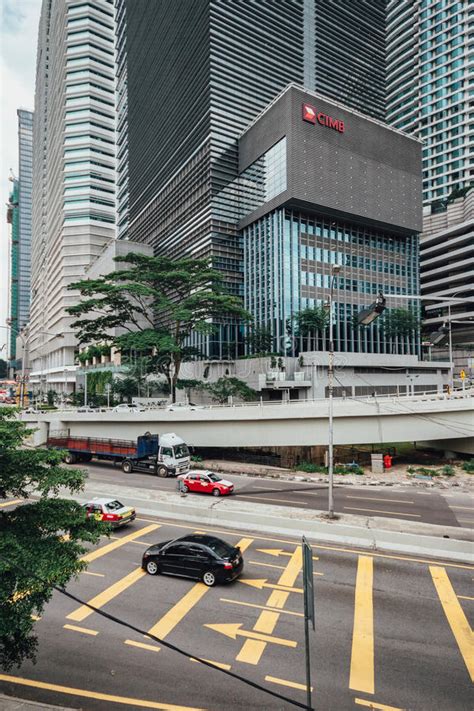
67, 568, 145, 622
205, 622, 296, 647
430, 566, 474, 681
346, 496, 414, 505
266, 590, 290, 609
31, 614, 41, 621
63, 624, 98, 636
220, 597, 304, 617
248, 560, 324, 575
344, 506, 420, 518
278, 545, 302, 587
256, 548, 318, 560
190, 657, 231, 670
350, 556, 374, 694
148, 537, 253, 640
238, 577, 303, 593
81, 523, 160, 563
237, 495, 308, 505
124, 639, 160, 653
82, 571, 105, 577
0, 673, 205, 710
0, 499, 22, 508
141, 519, 474, 570
458, 595, 474, 601
265, 675, 313, 692
355, 699, 405, 710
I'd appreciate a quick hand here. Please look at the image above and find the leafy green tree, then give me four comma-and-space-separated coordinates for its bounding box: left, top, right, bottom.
67, 253, 251, 401
294, 306, 329, 350
46, 389, 57, 407
244, 325, 274, 355
0, 408, 103, 670
205, 376, 258, 404
382, 308, 420, 338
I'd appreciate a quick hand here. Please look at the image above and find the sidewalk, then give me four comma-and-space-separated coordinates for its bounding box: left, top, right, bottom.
0, 696, 73, 711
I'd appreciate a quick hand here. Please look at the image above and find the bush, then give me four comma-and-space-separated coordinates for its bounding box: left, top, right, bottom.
335, 464, 365, 475
462, 460, 474, 474
441, 465, 455, 477
191, 455, 203, 463
415, 466, 439, 477
295, 461, 327, 474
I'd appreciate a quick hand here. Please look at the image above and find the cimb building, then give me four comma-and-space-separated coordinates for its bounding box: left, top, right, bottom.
115, 0, 386, 356
29, 0, 116, 395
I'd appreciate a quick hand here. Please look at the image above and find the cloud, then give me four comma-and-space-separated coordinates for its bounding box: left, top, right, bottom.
0, 0, 41, 335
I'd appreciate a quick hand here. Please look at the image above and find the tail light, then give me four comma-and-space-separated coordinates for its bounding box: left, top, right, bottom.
223, 562, 233, 570
104, 513, 119, 521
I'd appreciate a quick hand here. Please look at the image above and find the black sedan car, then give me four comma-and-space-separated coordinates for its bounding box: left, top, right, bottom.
142, 534, 244, 587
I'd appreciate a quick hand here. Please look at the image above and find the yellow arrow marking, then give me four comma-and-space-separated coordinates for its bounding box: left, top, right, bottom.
257, 548, 319, 561
238, 578, 303, 593
204, 623, 296, 647
430, 566, 474, 682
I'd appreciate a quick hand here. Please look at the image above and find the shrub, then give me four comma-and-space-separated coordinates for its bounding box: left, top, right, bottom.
415, 467, 439, 477
295, 461, 327, 474
462, 460, 474, 474
191, 455, 203, 463
441, 465, 455, 476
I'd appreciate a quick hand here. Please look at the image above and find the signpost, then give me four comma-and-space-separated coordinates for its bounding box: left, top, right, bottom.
302, 536, 315, 710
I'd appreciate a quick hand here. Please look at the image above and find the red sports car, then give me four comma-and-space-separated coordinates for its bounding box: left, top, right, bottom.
177, 470, 234, 496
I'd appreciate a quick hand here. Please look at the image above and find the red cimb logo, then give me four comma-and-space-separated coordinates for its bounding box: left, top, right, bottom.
302, 102, 345, 133
302, 103, 316, 123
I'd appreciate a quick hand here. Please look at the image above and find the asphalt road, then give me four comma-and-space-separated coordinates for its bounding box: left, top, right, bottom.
1, 514, 473, 711
77, 461, 473, 528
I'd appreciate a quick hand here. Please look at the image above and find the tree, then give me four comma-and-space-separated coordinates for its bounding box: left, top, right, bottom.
244, 325, 274, 355
0, 408, 103, 670
382, 308, 420, 338
205, 376, 258, 404
67, 253, 251, 401
46, 389, 57, 407
0, 358, 7, 378
293, 306, 329, 350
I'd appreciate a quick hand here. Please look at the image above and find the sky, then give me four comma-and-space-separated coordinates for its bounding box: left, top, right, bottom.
0, 0, 41, 348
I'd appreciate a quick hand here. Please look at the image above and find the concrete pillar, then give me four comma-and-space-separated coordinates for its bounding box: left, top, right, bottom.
32, 421, 48, 447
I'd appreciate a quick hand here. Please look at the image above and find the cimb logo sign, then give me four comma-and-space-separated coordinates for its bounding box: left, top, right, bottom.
302, 103, 345, 133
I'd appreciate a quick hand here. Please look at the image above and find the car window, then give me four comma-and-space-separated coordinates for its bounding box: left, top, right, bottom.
187, 546, 207, 559
189, 474, 199, 481
200, 475, 210, 483
207, 473, 222, 482
165, 544, 188, 555
205, 540, 234, 558
161, 447, 173, 457
105, 500, 124, 511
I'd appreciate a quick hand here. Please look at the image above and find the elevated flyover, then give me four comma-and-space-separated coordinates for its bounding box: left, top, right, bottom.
22, 389, 473, 454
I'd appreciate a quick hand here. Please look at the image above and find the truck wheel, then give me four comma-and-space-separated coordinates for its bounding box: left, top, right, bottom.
157, 466, 168, 478
64, 453, 76, 465
122, 460, 133, 474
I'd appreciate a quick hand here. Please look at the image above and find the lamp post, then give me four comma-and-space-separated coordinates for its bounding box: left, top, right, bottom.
326, 264, 341, 519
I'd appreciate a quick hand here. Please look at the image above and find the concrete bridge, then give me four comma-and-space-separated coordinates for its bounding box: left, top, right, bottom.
22, 388, 474, 454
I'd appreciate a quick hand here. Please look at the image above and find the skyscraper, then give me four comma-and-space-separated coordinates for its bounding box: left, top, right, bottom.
115, 0, 387, 355
29, 0, 116, 394
17, 109, 33, 336
6, 177, 19, 366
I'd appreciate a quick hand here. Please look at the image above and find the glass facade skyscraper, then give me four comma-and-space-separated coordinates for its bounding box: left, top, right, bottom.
17, 109, 33, 335
386, 0, 471, 207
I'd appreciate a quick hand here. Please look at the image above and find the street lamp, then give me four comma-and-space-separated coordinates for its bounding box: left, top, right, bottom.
325, 264, 341, 519
357, 292, 387, 326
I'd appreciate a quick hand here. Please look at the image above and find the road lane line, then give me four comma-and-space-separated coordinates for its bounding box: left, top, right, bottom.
265, 675, 313, 692
220, 598, 303, 617
148, 537, 253, 640
344, 506, 420, 518
124, 639, 160, 653
0, 673, 205, 710
346, 496, 414, 505
450, 506, 474, 511
141, 519, 474, 570
81, 523, 160, 563
67, 568, 145, 622
237, 495, 308, 505
82, 571, 105, 577
63, 624, 98, 636
0, 499, 22, 508
458, 595, 474, 601
350, 556, 374, 694
355, 699, 405, 710
430, 566, 474, 682
190, 657, 231, 670
248, 560, 324, 576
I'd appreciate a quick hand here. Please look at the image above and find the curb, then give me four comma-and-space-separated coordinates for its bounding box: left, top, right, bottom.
0, 695, 73, 710
79, 483, 474, 564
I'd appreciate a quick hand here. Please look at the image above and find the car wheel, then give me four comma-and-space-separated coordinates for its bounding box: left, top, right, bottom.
157, 465, 168, 478
64, 453, 76, 465
202, 570, 216, 587
122, 460, 133, 474
145, 560, 160, 576
212, 488, 220, 497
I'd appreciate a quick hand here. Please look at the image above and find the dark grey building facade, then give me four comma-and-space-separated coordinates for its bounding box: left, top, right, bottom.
115, 0, 387, 355
239, 86, 422, 355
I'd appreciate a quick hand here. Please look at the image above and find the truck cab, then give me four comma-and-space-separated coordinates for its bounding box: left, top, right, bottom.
122, 432, 190, 477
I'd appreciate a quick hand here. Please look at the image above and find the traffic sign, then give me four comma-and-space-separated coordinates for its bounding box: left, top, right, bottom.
460, 370, 466, 380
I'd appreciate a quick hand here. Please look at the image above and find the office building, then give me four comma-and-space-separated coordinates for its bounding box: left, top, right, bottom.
29, 0, 116, 394
115, 0, 386, 355
6, 177, 19, 367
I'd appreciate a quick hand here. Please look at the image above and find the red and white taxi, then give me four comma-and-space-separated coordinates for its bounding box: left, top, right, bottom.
177, 470, 234, 497
83, 498, 136, 528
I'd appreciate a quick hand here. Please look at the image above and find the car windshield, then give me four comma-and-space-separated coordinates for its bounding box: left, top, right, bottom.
206, 539, 234, 558
207, 473, 222, 482
105, 500, 124, 511
174, 444, 189, 459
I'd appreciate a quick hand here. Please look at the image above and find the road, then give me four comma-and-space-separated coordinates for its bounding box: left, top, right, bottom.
77, 461, 473, 528
1, 513, 473, 710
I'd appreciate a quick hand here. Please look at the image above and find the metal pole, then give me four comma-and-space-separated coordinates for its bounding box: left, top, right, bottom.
84, 371, 88, 407
19, 333, 28, 409
328, 278, 335, 519
303, 592, 312, 710
448, 303, 453, 390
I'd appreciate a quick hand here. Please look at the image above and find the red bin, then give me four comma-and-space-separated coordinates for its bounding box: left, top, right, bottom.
383, 454, 392, 470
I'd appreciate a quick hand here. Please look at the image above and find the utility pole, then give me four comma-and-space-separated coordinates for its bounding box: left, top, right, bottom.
327, 264, 341, 519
